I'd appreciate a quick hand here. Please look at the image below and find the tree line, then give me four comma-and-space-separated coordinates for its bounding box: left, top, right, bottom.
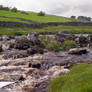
0, 5, 18, 12
71, 16, 91, 21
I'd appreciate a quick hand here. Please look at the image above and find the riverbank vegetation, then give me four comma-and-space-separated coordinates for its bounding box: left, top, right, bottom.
49, 64, 92, 92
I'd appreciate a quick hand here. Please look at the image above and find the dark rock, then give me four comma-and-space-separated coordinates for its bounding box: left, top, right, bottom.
75, 35, 88, 47
27, 48, 44, 55
14, 36, 31, 50
27, 32, 41, 45
0, 44, 3, 52
56, 32, 75, 42
29, 63, 41, 69
18, 75, 26, 81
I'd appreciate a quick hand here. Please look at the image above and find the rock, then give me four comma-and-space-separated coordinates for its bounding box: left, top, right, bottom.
56, 32, 75, 42
88, 34, 92, 42
18, 74, 26, 81
0, 44, 2, 52
27, 47, 44, 55
28, 68, 36, 73
27, 32, 41, 45
68, 48, 88, 55
3, 50, 29, 59
47, 66, 69, 79
2, 43, 10, 51
2, 35, 10, 41
0, 37, 2, 41
23, 85, 35, 92
75, 35, 88, 47
14, 36, 31, 50
29, 63, 41, 69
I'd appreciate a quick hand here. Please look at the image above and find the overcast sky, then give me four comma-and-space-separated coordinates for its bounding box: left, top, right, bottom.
0, 0, 92, 17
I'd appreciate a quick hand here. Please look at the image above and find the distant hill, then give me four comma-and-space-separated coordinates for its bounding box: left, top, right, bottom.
0, 10, 71, 23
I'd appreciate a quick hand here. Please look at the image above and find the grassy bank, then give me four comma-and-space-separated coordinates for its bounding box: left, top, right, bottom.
49, 64, 92, 92
0, 25, 92, 36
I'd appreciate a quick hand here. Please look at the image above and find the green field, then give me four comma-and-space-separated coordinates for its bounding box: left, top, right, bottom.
0, 10, 92, 36
0, 25, 92, 36
0, 10, 71, 23
49, 64, 92, 92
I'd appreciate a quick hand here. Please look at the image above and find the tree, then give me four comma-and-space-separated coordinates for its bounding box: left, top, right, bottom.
71, 16, 76, 19
11, 7, 18, 12
38, 11, 45, 16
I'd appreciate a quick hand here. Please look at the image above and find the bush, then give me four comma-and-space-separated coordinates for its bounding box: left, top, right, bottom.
63, 40, 77, 50
47, 42, 63, 52
11, 7, 18, 12
49, 64, 92, 92
38, 11, 45, 16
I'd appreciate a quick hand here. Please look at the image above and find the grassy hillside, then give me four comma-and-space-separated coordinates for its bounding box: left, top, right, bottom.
0, 10, 71, 23
49, 64, 92, 92
0, 10, 92, 36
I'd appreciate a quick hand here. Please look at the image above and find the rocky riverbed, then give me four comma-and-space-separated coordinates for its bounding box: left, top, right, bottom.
0, 32, 92, 92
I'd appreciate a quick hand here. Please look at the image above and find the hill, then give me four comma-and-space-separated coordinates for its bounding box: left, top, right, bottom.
49, 64, 92, 92
0, 10, 71, 23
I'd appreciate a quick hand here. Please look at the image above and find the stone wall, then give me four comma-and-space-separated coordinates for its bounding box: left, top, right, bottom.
1, 21, 92, 28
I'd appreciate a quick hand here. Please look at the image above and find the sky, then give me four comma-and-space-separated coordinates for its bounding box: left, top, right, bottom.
0, 0, 92, 17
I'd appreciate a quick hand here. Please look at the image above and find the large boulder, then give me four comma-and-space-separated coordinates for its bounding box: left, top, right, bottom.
27, 32, 41, 45
14, 36, 31, 50
56, 32, 75, 43
68, 48, 88, 55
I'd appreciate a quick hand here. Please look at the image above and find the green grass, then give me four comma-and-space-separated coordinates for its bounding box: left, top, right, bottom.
0, 25, 92, 36
0, 17, 29, 23
49, 64, 92, 92
0, 10, 71, 23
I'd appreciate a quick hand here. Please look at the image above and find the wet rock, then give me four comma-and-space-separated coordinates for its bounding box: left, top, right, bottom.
14, 36, 31, 50
27, 47, 44, 55
28, 68, 36, 73
68, 48, 88, 55
3, 50, 29, 59
56, 32, 75, 42
27, 32, 41, 45
47, 66, 69, 79
23, 85, 35, 92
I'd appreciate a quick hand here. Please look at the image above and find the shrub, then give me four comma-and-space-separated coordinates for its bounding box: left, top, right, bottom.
49, 64, 92, 92
63, 40, 77, 50
38, 11, 45, 16
47, 42, 63, 52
